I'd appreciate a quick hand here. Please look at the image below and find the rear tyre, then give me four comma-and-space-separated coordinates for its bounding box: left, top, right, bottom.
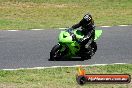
89, 41, 97, 57
49, 44, 62, 61
81, 41, 97, 60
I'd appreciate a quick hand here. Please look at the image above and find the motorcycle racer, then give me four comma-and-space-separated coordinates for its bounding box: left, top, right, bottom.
49, 13, 102, 61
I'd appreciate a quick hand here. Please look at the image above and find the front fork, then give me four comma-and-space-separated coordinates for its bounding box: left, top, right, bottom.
58, 43, 69, 57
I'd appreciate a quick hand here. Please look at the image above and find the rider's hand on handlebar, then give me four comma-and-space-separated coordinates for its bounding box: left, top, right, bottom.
66, 28, 73, 34
66, 28, 77, 41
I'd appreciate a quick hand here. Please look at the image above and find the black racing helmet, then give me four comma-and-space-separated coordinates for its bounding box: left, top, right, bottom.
80, 13, 94, 28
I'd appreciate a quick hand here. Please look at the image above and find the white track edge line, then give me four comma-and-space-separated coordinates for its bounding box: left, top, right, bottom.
7, 29, 45, 31
2, 63, 128, 71
59, 25, 131, 29
118, 25, 129, 26
31, 29, 44, 30
100, 26, 111, 27
7, 30, 19, 31
4, 25, 131, 31
59, 28, 67, 30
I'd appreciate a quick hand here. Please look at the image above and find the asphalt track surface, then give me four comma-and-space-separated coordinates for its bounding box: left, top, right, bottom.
0, 26, 132, 69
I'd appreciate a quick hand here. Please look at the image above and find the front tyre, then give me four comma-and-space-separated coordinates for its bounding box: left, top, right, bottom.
49, 44, 62, 61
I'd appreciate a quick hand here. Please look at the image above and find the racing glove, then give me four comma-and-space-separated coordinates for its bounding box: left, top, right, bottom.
66, 28, 73, 34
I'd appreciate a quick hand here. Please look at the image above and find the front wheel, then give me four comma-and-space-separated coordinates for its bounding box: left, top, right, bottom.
49, 44, 62, 61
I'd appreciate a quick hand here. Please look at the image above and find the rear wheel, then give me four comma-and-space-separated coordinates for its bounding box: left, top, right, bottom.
89, 41, 97, 57
81, 41, 97, 60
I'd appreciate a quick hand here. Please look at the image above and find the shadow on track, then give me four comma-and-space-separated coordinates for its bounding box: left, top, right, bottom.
48, 57, 91, 61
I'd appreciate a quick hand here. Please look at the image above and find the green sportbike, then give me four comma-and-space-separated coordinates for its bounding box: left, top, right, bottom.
49, 28, 102, 61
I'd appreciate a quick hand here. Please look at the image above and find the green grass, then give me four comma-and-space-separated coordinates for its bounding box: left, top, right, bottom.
0, 0, 131, 30
0, 64, 132, 88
